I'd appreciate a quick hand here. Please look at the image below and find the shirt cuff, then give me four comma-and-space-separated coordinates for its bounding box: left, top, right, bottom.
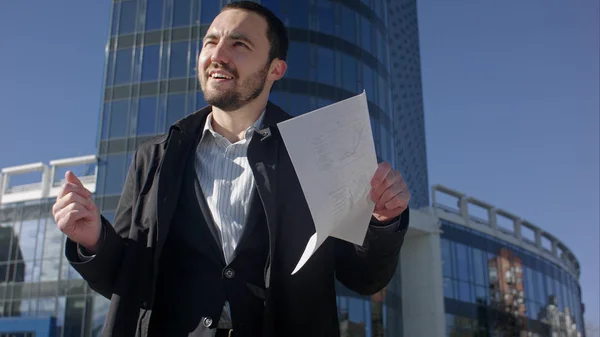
77, 223, 106, 261
369, 208, 410, 232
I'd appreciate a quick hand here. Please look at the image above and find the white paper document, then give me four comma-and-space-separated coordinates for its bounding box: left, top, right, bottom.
277, 91, 378, 275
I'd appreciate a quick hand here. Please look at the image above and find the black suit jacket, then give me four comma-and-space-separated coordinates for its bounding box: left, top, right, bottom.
65, 101, 410, 337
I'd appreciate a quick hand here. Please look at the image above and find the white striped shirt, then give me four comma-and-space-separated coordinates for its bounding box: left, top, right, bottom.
195, 110, 265, 264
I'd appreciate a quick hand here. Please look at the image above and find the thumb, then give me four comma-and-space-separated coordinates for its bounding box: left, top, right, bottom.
65, 171, 83, 186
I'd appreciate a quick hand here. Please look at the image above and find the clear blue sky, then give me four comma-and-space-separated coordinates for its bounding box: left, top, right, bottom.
0, 0, 598, 328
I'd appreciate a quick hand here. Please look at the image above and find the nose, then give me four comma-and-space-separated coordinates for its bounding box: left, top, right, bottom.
210, 41, 231, 64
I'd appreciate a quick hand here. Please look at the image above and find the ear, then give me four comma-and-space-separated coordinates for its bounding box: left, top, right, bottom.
267, 59, 287, 81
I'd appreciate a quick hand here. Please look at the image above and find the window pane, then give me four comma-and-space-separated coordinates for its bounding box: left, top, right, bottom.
119, 0, 137, 35
288, 1, 309, 28
286, 42, 309, 80
146, 0, 163, 31
316, 47, 334, 86
472, 248, 485, 285
166, 94, 187, 127
109, 99, 130, 138
342, 53, 357, 93
287, 93, 310, 117
189, 42, 199, 77
455, 243, 470, 282
441, 239, 453, 278
316, 1, 334, 34
141, 45, 160, 82
201, 0, 219, 23
340, 5, 356, 44
169, 42, 189, 78
137, 96, 157, 136
104, 154, 127, 195
363, 64, 374, 98
173, 0, 191, 27
106, 51, 115, 87
361, 16, 372, 53
114, 49, 133, 85
111, 2, 120, 36
41, 258, 60, 281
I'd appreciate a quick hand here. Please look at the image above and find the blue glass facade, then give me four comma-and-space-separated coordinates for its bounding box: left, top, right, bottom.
441, 220, 585, 336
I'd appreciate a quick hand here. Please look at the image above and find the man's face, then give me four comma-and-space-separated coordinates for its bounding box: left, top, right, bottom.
198, 9, 273, 111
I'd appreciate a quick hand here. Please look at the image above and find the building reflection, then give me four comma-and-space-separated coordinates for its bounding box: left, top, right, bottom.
442, 220, 585, 337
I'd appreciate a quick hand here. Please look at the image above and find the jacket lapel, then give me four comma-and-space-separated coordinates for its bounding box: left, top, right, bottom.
247, 101, 293, 288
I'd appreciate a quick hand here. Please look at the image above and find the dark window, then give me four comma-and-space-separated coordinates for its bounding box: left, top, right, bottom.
166, 94, 187, 127
286, 42, 309, 80
141, 45, 161, 82
316, 1, 334, 34
114, 49, 133, 85
111, 2, 120, 36
455, 243, 470, 282
119, 0, 137, 35
287, 93, 310, 116
137, 96, 157, 135
109, 99, 130, 139
362, 64, 374, 100
169, 41, 189, 78
201, 0, 219, 23
341, 53, 357, 93
316, 47, 334, 86
146, 0, 164, 31
340, 5, 356, 44
441, 238, 453, 278
173, 0, 192, 27
288, 2, 309, 28
104, 154, 126, 195
106, 50, 115, 87
101, 103, 110, 140
361, 16, 372, 53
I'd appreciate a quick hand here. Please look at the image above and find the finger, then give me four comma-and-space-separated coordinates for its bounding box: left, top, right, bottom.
371, 170, 401, 203
57, 182, 92, 200
66, 171, 83, 187
53, 192, 94, 215
384, 191, 410, 210
376, 183, 404, 208
55, 203, 94, 229
57, 208, 93, 235
370, 162, 392, 188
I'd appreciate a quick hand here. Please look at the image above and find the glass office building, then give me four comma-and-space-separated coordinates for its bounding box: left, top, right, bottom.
0, 156, 103, 337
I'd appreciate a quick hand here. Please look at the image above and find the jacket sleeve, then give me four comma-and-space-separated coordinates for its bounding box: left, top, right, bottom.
334, 208, 409, 295
64, 152, 139, 299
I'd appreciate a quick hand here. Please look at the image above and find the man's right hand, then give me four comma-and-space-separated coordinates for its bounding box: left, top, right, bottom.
52, 171, 103, 254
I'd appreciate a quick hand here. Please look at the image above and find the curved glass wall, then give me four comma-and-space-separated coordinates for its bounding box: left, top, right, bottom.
441, 220, 585, 336
0, 200, 97, 336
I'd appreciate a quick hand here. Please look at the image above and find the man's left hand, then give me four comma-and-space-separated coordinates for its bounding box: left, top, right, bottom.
370, 162, 411, 223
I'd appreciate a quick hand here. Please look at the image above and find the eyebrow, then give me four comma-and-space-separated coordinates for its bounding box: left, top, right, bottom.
203, 32, 255, 48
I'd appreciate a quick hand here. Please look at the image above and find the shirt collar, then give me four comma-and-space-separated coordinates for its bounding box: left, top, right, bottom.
201, 109, 266, 142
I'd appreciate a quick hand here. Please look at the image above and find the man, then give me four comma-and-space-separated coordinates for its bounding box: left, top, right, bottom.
52, 2, 411, 336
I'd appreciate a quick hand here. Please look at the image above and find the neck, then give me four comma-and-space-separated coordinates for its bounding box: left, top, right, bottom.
211, 97, 267, 143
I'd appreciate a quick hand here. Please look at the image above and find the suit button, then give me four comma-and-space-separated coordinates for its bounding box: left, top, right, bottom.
202, 316, 213, 328
224, 268, 235, 279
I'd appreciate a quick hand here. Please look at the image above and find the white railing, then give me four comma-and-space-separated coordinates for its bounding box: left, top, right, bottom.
0, 155, 97, 205
431, 184, 581, 278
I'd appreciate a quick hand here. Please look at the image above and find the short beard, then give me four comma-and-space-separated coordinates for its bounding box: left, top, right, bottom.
201, 63, 269, 112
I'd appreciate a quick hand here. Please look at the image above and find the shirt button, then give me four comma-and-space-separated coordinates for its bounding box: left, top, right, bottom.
202, 316, 213, 328
224, 268, 235, 279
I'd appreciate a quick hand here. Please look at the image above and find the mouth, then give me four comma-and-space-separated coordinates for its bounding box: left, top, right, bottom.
208, 71, 234, 82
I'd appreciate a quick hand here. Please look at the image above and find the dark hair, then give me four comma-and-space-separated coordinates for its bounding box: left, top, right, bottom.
221, 1, 288, 62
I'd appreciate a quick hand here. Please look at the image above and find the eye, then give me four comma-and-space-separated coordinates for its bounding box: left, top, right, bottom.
234, 41, 248, 48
